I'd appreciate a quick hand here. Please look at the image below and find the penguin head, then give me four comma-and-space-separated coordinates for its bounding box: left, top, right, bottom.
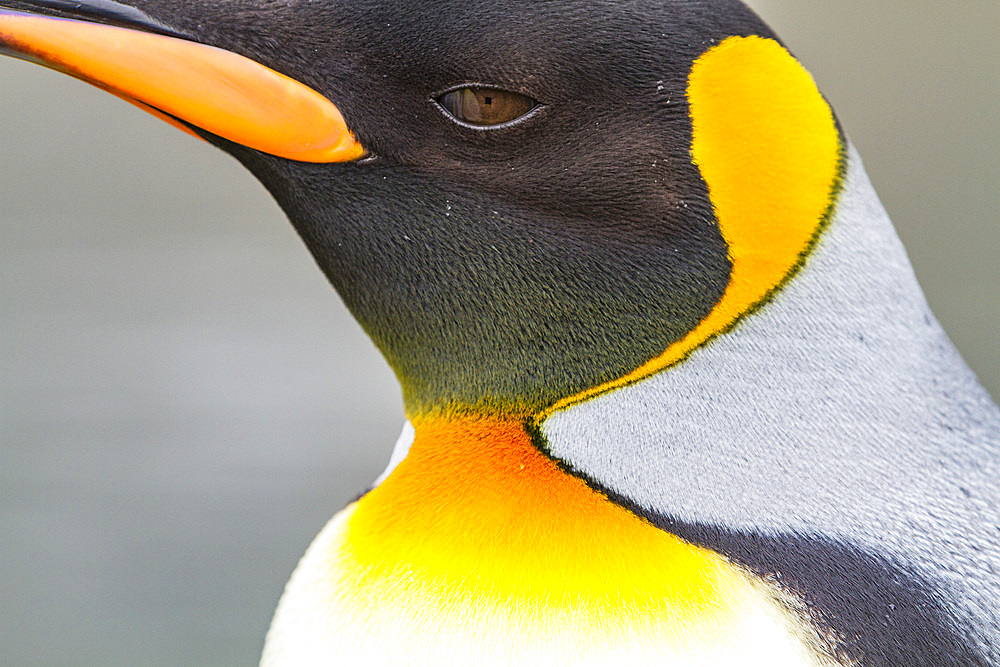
0, 0, 843, 418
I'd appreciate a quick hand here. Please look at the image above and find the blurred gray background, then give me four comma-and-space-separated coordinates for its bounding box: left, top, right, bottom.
2, 1, 997, 664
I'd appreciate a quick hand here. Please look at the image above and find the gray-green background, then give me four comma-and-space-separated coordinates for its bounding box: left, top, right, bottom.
2, 2, 997, 664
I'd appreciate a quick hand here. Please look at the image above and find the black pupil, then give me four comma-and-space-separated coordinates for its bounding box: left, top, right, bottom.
438, 87, 535, 126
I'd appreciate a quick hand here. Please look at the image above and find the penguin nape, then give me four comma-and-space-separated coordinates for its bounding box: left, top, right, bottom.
2, 0, 998, 665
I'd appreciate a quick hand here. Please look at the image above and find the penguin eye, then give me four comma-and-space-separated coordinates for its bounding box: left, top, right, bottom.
436, 87, 538, 127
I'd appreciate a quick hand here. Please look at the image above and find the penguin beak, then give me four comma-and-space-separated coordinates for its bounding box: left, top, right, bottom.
0, 4, 365, 163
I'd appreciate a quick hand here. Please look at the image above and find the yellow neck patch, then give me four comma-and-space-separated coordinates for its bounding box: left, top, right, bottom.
347, 417, 734, 611
544, 36, 842, 417
263, 417, 835, 664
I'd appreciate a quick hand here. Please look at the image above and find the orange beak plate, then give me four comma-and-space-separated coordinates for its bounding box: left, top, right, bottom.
0, 9, 365, 163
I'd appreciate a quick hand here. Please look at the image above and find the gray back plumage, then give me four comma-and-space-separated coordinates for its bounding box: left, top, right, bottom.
543, 144, 1000, 662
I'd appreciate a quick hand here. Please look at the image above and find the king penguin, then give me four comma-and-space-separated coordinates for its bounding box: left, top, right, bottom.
1, 0, 998, 664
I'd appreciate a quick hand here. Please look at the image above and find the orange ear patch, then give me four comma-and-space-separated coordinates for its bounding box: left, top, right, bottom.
545, 36, 842, 417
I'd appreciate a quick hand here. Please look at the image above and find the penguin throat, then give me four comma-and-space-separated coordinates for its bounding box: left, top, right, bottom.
349, 415, 728, 601
271, 415, 841, 663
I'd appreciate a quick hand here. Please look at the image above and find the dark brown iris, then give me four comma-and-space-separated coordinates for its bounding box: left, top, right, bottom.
437, 87, 537, 126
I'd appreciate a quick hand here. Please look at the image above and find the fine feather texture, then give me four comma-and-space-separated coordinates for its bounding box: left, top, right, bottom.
1, 0, 997, 664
